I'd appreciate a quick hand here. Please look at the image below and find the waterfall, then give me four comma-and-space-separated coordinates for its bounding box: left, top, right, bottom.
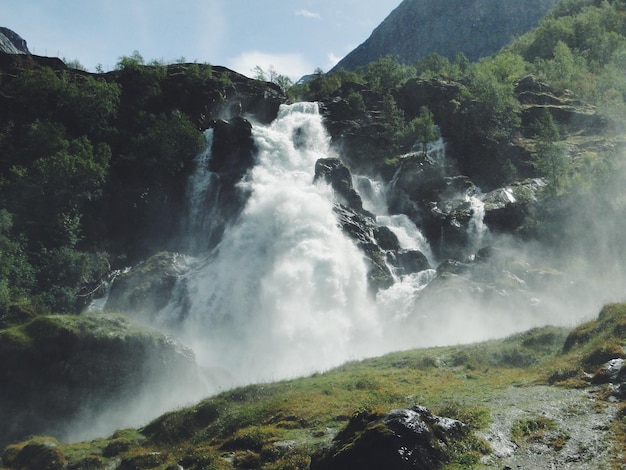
183, 129, 221, 254
166, 103, 384, 387
467, 194, 487, 256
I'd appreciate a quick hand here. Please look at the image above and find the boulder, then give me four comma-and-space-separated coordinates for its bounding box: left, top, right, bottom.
105, 251, 189, 322
2, 438, 65, 470
0, 312, 200, 447
310, 406, 466, 470
480, 179, 545, 233
393, 249, 431, 275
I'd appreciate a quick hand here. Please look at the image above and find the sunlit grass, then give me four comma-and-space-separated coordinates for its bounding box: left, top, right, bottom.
5, 305, 626, 469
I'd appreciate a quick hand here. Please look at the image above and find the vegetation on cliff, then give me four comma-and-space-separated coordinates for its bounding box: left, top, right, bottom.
0, 52, 283, 315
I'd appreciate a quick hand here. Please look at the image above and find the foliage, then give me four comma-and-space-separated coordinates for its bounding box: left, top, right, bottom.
0, 51, 213, 313
403, 106, 437, 154
252, 65, 293, 92
532, 142, 571, 195
362, 55, 415, 92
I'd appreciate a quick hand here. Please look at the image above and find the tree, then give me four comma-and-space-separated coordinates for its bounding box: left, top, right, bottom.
406, 107, 437, 155
529, 108, 560, 142
252, 65, 293, 93
364, 56, 415, 92
382, 94, 405, 133
533, 142, 570, 195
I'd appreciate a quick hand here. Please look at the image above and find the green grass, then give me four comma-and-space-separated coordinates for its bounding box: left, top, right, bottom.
4, 304, 626, 469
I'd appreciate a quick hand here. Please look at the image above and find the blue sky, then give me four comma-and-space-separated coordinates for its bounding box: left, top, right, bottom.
3, 0, 402, 80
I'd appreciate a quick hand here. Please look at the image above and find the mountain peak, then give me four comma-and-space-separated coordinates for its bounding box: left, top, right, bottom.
332, 0, 559, 71
0, 27, 30, 54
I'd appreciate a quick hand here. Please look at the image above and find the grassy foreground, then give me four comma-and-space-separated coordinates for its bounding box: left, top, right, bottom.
3, 303, 626, 469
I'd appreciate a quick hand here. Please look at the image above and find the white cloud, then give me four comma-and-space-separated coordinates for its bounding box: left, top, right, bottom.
295, 9, 321, 19
327, 52, 343, 69
226, 50, 314, 82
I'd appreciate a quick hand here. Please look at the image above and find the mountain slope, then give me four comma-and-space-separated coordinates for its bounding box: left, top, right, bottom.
0, 27, 29, 54
332, 0, 559, 71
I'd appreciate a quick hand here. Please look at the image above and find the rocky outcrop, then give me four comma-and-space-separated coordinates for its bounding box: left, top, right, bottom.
480, 179, 546, 233
310, 406, 467, 470
314, 157, 435, 291
388, 154, 484, 260
0, 312, 200, 447
314, 158, 368, 214
210, 117, 256, 183
516, 75, 608, 134
0, 27, 29, 54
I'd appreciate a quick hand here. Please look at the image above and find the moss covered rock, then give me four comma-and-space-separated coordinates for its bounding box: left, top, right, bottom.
0, 312, 200, 447
310, 406, 466, 470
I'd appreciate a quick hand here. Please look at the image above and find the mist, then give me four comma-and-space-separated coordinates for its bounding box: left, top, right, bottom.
85, 102, 626, 441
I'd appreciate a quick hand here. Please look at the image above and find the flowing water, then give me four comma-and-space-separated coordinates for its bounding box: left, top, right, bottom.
153, 102, 605, 395
166, 103, 387, 386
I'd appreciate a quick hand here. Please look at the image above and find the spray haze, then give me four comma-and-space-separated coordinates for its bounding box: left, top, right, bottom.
160, 103, 626, 389
89, 102, 626, 443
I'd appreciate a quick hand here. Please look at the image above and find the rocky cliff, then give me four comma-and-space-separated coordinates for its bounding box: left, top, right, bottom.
0, 27, 29, 55
332, 0, 559, 71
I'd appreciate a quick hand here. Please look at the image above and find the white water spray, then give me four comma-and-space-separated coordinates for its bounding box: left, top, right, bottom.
467, 194, 487, 256
168, 103, 385, 387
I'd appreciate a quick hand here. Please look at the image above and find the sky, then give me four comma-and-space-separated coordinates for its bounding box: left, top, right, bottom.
3, 0, 402, 80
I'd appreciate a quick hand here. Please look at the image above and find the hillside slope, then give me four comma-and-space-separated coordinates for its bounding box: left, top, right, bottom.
3, 303, 626, 469
332, 0, 559, 71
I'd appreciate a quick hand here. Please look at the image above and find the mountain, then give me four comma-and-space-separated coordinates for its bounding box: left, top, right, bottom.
0, 27, 29, 54
332, 0, 560, 71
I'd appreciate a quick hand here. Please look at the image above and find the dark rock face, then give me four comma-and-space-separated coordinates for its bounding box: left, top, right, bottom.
332, 0, 559, 71
310, 406, 466, 470
333, 204, 395, 292
0, 27, 29, 54
314, 158, 367, 214
210, 117, 256, 183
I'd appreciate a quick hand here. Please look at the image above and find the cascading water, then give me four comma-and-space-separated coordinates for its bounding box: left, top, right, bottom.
164, 103, 385, 387
467, 193, 488, 257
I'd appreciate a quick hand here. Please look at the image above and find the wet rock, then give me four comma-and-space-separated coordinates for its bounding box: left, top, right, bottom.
106, 251, 189, 321
310, 406, 466, 470
480, 179, 545, 233
333, 205, 394, 292
393, 249, 431, 275
314, 158, 367, 214
210, 117, 256, 184
591, 358, 626, 384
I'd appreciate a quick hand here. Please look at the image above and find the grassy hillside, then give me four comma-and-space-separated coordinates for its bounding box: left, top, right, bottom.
3, 303, 626, 469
